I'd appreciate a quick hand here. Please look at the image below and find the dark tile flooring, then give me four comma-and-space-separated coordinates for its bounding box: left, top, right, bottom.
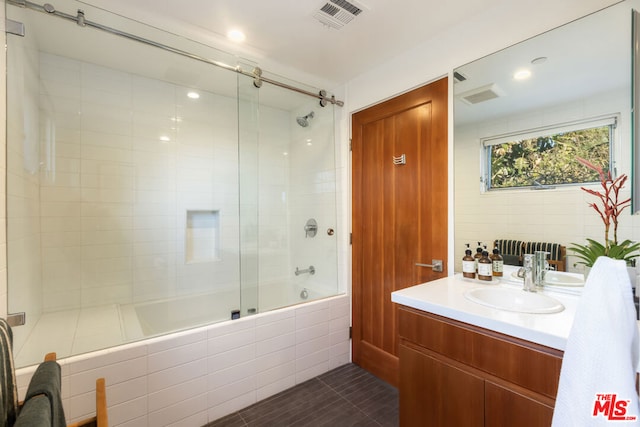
204, 363, 398, 427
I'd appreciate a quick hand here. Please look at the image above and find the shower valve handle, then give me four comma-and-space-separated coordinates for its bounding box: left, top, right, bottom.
304, 219, 318, 238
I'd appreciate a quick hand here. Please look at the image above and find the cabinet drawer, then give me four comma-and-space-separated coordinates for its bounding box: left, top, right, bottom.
398, 307, 563, 398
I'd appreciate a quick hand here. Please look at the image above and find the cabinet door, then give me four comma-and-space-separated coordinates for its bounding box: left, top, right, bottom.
485, 381, 554, 427
400, 344, 484, 427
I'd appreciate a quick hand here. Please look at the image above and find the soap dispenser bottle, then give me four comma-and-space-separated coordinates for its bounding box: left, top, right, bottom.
491, 245, 504, 277
473, 242, 484, 272
462, 244, 476, 279
477, 250, 493, 281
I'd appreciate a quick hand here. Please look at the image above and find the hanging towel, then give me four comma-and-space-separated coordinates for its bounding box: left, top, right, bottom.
0, 319, 17, 427
21, 361, 66, 427
552, 257, 640, 426
13, 395, 51, 427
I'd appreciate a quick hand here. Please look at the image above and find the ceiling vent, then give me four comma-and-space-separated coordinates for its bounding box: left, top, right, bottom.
457, 83, 504, 105
313, 0, 366, 29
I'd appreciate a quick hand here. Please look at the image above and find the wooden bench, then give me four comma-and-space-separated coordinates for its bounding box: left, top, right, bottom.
494, 239, 567, 271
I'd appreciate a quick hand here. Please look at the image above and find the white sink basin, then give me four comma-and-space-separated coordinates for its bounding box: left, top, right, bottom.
464, 287, 565, 314
543, 271, 585, 287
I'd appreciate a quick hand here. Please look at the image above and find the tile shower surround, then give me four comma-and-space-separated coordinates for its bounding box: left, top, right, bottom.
9, 43, 342, 376
15, 295, 351, 427
32, 52, 244, 312
12, 50, 337, 325
5, 8, 347, 427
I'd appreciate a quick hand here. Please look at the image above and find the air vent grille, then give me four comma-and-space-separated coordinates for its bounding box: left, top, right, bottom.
331, 0, 362, 15
457, 83, 504, 105
321, 3, 341, 16
314, 0, 366, 29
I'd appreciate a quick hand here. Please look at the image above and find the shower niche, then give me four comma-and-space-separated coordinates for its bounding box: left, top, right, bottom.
185, 210, 221, 263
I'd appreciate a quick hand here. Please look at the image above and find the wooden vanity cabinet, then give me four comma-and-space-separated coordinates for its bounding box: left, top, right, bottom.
398, 307, 563, 427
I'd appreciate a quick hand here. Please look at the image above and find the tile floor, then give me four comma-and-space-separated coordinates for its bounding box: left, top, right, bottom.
205, 363, 398, 427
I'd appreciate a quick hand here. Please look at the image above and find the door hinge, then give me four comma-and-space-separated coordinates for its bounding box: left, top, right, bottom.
350, 233, 352, 245
349, 326, 352, 339
6, 19, 25, 37
349, 139, 352, 151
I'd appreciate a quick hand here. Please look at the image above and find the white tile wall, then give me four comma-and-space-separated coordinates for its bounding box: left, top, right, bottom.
13, 295, 350, 427
288, 106, 340, 297
17, 53, 247, 313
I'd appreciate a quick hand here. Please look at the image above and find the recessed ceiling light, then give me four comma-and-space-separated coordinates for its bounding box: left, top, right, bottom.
531, 56, 548, 65
187, 91, 200, 99
159, 135, 170, 142
513, 69, 532, 81
227, 29, 246, 43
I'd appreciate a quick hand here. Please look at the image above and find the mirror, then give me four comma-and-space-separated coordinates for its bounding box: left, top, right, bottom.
453, 1, 639, 272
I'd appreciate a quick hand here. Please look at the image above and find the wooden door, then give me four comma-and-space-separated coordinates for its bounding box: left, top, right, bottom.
351, 78, 448, 386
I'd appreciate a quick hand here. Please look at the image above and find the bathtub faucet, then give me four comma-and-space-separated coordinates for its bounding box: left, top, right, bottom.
295, 265, 315, 276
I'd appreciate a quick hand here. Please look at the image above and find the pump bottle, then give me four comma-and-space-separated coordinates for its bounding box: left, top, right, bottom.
473, 242, 483, 272
477, 250, 493, 281
490, 246, 504, 277
462, 244, 475, 279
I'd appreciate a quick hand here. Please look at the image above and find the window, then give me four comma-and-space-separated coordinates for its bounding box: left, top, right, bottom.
481, 116, 616, 191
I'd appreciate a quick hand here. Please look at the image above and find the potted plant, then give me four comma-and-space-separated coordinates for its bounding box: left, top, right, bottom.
569, 158, 640, 268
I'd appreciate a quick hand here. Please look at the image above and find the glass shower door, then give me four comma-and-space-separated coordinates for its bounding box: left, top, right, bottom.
5, 0, 246, 367
247, 79, 340, 312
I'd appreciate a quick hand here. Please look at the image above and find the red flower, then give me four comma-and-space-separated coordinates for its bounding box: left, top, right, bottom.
576, 157, 631, 254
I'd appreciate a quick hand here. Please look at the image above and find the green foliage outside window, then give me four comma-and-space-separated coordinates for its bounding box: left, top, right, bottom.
489, 125, 611, 189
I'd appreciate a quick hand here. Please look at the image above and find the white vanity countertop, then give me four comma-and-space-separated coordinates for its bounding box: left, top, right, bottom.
391, 267, 581, 351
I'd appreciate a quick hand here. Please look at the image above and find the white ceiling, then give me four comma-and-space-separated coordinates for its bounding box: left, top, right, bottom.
9, 0, 627, 115
79, 0, 506, 88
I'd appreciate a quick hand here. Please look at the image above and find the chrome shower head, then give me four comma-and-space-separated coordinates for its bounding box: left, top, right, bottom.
296, 111, 315, 127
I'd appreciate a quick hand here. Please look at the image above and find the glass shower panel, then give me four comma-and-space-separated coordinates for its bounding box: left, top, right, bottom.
6, 0, 244, 367
251, 79, 340, 311
238, 69, 260, 316
5, 0, 342, 369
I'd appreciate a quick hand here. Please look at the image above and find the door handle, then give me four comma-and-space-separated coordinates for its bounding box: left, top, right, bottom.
415, 259, 443, 272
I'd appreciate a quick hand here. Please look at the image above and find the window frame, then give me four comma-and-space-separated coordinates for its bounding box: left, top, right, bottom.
479, 114, 618, 192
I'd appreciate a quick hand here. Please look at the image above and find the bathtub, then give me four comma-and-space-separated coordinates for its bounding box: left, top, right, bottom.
17, 292, 351, 426
119, 283, 333, 340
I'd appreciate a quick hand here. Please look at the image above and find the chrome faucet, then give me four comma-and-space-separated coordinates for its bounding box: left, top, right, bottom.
520, 251, 549, 292
523, 254, 535, 292
533, 250, 550, 290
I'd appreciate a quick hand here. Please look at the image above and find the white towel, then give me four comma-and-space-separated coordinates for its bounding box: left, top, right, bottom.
552, 257, 640, 426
